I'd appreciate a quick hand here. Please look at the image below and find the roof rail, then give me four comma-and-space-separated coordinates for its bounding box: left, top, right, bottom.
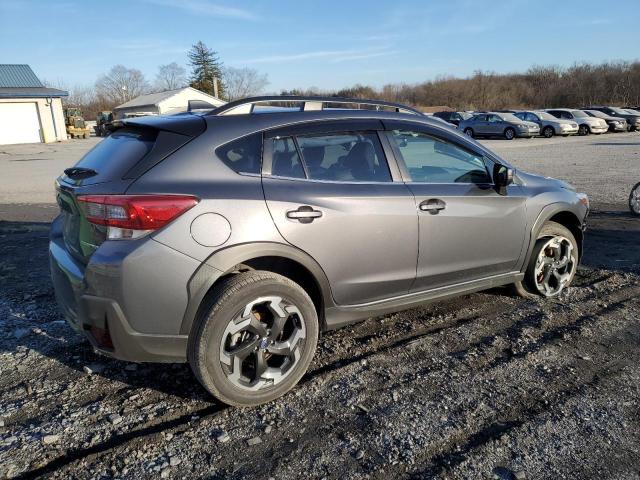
207, 95, 424, 116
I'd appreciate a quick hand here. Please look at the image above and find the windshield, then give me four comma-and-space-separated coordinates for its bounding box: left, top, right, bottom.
586, 110, 606, 118
608, 107, 628, 114
571, 110, 589, 118
500, 113, 521, 122
534, 111, 556, 120
624, 109, 640, 115
458, 112, 472, 120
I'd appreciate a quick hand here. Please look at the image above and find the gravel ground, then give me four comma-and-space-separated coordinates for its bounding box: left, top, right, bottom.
1, 133, 639, 479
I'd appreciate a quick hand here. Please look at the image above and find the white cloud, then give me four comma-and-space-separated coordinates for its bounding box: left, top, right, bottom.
142, 0, 257, 20
244, 48, 396, 64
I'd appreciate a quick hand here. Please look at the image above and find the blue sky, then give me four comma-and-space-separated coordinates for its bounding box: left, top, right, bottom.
1, 0, 638, 92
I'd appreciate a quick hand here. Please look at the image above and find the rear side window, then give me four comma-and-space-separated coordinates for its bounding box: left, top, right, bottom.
272, 137, 305, 178
216, 133, 262, 174
296, 132, 391, 182
68, 128, 156, 185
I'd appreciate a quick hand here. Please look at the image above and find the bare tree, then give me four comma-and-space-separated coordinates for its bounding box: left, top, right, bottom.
95, 65, 150, 104
155, 62, 187, 91
223, 67, 269, 100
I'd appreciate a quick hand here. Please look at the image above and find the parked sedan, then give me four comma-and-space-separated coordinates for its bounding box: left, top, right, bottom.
514, 110, 578, 138
459, 112, 540, 140
546, 109, 608, 135
432, 111, 473, 127
585, 106, 640, 131
583, 109, 627, 132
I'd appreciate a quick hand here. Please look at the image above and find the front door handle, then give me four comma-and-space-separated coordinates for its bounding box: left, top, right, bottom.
286, 206, 323, 223
419, 199, 446, 214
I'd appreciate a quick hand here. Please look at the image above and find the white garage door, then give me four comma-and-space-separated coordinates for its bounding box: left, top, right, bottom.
0, 102, 42, 145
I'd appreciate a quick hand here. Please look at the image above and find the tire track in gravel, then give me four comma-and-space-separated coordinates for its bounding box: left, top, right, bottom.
407, 360, 628, 479
14, 403, 228, 480
15, 275, 638, 479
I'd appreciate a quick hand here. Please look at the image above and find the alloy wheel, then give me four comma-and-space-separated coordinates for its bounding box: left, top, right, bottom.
505, 128, 515, 140
630, 183, 640, 216
543, 127, 554, 138
533, 236, 576, 296
219, 296, 306, 391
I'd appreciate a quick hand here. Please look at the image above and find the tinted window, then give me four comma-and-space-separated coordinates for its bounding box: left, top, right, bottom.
296, 132, 391, 182
514, 112, 526, 120
488, 114, 502, 123
271, 137, 305, 178
525, 113, 539, 122
68, 128, 156, 185
390, 130, 490, 184
216, 133, 262, 174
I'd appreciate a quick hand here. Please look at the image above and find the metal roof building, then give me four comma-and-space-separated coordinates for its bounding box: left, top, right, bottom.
113, 87, 225, 119
0, 64, 68, 145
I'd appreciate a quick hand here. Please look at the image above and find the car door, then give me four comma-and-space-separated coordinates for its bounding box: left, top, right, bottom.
384, 121, 527, 291
487, 114, 504, 135
473, 114, 489, 135
261, 120, 419, 305
525, 112, 541, 127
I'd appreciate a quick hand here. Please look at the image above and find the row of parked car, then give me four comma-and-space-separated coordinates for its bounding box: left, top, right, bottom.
432, 106, 640, 140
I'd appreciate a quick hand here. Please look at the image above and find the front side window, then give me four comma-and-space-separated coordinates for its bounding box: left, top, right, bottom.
525, 113, 540, 122
488, 114, 502, 123
296, 132, 391, 182
390, 130, 491, 184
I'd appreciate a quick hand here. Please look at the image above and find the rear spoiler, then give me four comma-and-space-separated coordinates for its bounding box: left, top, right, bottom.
112, 113, 207, 137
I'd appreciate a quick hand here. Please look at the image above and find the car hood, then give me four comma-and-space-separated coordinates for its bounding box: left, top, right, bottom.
579, 116, 607, 126
516, 170, 576, 192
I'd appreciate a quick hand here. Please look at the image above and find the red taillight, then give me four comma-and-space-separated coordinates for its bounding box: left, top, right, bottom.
77, 195, 199, 231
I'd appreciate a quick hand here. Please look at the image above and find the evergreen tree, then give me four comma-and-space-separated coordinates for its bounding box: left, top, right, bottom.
188, 41, 225, 98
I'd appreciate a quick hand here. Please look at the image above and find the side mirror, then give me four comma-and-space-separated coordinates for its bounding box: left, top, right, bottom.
493, 164, 514, 195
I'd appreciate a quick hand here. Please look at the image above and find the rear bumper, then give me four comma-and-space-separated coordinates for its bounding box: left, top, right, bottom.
49, 215, 195, 362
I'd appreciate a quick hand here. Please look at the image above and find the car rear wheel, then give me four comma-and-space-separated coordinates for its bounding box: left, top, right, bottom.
512, 221, 578, 298
504, 128, 515, 140
463, 128, 474, 138
630, 182, 640, 216
188, 271, 319, 407
578, 124, 590, 136
543, 126, 554, 138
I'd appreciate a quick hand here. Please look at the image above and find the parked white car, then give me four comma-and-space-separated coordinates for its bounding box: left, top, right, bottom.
546, 109, 608, 136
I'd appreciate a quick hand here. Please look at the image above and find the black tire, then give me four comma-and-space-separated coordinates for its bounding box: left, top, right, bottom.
578, 124, 589, 136
543, 126, 554, 138
188, 271, 319, 407
512, 221, 578, 298
630, 182, 640, 216
463, 128, 474, 138
504, 127, 516, 140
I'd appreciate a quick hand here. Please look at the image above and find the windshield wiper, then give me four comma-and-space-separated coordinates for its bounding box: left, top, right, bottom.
64, 167, 98, 180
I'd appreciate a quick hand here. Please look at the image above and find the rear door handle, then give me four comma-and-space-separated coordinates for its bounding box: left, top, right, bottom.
419, 199, 446, 214
286, 206, 323, 223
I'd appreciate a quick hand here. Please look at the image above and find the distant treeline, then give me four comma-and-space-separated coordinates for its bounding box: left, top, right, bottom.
283, 60, 640, 111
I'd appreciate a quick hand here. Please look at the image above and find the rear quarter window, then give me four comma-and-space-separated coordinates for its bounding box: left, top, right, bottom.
216, 133, 263, 174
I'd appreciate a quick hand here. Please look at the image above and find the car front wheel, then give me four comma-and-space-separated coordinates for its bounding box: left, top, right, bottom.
630, 182, 640, 216
578, 125, 590, 136
504, 128, 516, 140
464, 128, 474, 138
543, 126, 554, 138
512, 221, 578, 298
188, 271, 319, 406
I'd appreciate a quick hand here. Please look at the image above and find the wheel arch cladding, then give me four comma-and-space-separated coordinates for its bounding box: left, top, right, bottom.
179, 244, 332, 335
548, 211, 583, 259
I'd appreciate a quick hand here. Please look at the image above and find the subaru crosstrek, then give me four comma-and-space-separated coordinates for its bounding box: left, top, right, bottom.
50, 96, 589, 406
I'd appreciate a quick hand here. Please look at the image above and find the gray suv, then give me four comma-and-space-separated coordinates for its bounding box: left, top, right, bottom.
50, 96, 589, 406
